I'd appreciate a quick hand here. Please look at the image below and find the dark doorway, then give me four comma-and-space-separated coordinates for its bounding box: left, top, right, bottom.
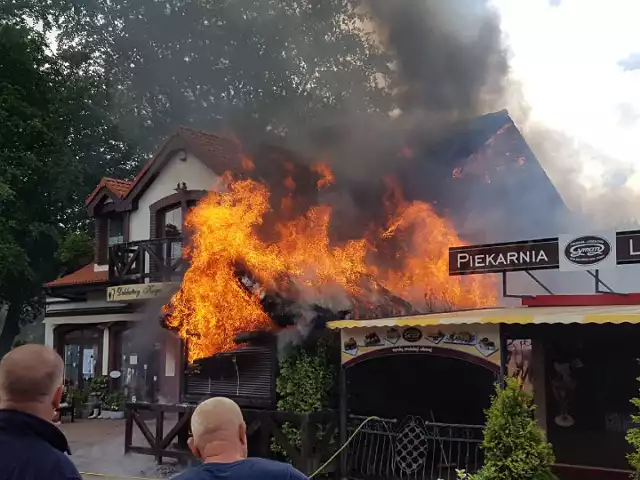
347, 353, 496, 424
344, 354, 496, 480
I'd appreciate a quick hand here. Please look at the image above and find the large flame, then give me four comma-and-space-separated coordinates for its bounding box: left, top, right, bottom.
166, 165, 498, 362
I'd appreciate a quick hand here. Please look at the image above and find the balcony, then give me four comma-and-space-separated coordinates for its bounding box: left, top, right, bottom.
108, 237, 186, 284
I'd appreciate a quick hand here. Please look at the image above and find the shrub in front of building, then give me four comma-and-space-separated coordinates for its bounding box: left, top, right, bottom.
626, 376, 640, 478
458, 377, 556, 480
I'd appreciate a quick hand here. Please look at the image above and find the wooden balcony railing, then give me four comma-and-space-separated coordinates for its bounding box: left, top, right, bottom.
108, 237, 186, 284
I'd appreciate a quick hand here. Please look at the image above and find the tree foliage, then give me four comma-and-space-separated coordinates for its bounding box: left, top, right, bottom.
272, 337, 335, 461
460, 377, 556, 480
55, 231, 94, 276
0, 22, 137, 352
626, 376, 640, 477
4, 0, 392, 152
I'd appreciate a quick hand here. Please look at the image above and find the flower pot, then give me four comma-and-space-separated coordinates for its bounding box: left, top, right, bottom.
110, 411, 124, 420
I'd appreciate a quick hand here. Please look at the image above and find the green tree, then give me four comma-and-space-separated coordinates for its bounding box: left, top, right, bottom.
0, 23, 137, 353
55, 231, 94, 276
626, 375, 640, 477
272, 337, 336, 464
461, 377, 556, 480
5, 0, 392, 152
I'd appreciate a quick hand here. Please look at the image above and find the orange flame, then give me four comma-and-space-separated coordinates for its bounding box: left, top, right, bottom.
241, 155, 255, 172
166, 168, 498, 362
312, 162, 335, 189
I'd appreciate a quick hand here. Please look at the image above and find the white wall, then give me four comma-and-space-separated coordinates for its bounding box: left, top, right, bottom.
129, 152, 221, 242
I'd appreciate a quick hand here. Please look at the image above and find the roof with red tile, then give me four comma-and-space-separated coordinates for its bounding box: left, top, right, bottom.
85, 177, 133, 207
122, 127, 239, 201
85, 127, 240, 210
45, 263, 108, 288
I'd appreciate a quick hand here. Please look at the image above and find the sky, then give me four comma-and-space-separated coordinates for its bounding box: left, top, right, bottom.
492, 0, 640, 192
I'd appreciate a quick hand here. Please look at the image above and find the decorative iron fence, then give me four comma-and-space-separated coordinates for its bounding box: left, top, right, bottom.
346, 415, 484, 480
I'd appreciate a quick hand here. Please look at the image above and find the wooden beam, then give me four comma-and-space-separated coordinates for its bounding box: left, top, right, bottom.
160, 411, 192, 450
131, 410, 156, 448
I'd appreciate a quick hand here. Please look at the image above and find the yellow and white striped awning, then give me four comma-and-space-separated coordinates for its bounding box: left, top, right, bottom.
326, 305, 640, 329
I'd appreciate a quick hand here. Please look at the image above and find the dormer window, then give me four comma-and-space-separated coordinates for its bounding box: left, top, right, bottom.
108, 217, 124, 246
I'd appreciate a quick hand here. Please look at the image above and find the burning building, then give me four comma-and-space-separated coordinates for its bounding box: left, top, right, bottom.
44, 108, 565, 398
44, 109, 569, 473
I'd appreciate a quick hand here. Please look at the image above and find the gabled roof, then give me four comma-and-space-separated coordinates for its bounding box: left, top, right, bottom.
85, 177, 133, 207
45, 264, 109, 288
397, 109, 567, 241
86, 127, 240, 214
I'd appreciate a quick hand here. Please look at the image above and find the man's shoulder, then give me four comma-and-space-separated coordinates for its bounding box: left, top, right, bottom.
242, 458, 307, 478
36, 446, 82, 480
0, 436, 81, 480
174, 458, 307, 480
50, 449, 83, 479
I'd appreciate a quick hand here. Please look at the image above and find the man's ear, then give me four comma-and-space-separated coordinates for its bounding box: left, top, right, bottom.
52, 385, 63, 410
239, 421, 247, 444
239, 421, 248, 458
188, 437, 201, 459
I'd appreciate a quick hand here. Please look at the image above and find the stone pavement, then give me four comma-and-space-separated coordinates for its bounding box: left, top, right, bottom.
59, 418, 184, 480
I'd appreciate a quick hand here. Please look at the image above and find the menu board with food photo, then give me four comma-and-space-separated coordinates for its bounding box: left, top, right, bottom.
340, 323, 501, 366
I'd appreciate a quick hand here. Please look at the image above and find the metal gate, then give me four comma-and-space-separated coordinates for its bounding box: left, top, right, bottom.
346, 415, 484, 480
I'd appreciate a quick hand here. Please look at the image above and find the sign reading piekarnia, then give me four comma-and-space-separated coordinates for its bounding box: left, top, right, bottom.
449, 238, 560, 275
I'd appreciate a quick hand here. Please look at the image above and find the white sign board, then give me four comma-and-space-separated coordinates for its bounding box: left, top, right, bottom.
559, 232, 616, 272
107, 282, 179, 302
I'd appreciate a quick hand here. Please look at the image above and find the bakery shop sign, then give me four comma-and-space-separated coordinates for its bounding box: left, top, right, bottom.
340, 325, 501, 370
449, 237, 559, 275
449, 230, 640, 276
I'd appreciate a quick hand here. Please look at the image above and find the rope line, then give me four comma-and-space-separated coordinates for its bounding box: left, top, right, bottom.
308, 415, 379, 478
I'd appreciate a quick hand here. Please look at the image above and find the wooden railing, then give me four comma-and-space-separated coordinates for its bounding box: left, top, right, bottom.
124, 402, 338, 474
108, 237, 186, 283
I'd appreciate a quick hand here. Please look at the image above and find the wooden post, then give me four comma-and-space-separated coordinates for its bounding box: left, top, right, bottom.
155, 408, 165, 465
339, 366, 348, 479
177, 412, 189, 448
124, 406, 133, 454
299, 413, 317, 475
499, 324, 508, 388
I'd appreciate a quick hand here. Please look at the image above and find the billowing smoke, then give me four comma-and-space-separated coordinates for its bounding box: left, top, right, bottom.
524, 123, 640, 230
365, 0, 507, 116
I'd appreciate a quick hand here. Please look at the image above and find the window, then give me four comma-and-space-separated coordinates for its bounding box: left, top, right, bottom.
163, 207, 182, 238
163, 207, 183, 263
108, 217, 124, 246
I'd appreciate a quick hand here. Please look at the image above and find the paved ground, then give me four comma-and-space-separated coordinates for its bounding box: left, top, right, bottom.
60, 418, 186, 480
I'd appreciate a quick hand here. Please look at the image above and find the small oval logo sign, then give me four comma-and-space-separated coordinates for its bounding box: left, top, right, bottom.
402, 327, 422, 343
564, 235, 611, 266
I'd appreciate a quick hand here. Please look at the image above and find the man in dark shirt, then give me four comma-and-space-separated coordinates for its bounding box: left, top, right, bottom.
175, 397, 308, 480
0, 344, 81, 480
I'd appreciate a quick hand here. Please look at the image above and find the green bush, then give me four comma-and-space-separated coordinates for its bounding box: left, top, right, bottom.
103, 392, 125, 411
271, 337, 335, 460
89, 375, 109, 395
626, 376, 640, 477
459, 377, 556, 480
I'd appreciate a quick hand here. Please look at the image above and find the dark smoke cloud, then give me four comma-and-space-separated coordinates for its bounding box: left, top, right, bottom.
366, 0, 508, 116
283, 0, 511, 181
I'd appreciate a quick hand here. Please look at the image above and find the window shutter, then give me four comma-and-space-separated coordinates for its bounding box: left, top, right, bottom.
95, 218, 108, 265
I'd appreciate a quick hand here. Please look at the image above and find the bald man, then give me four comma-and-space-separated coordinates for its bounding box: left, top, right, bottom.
175, 397, 308, 480
0, 344, 81, 480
